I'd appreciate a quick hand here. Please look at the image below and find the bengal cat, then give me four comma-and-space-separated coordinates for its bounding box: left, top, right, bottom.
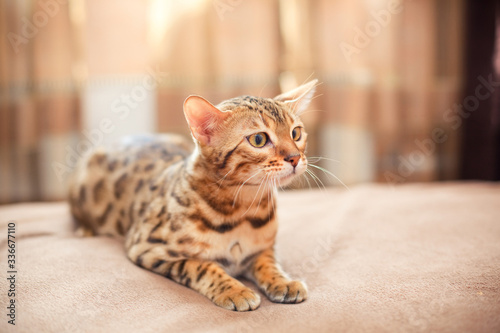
69, 80, 317, 311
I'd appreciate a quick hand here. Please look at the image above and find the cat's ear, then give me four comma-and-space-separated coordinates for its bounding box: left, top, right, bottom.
183, 95, 230, 145
274, 79, 318, 115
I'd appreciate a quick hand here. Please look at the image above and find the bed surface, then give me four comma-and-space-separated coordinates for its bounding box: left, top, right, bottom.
1, 182, 499, 333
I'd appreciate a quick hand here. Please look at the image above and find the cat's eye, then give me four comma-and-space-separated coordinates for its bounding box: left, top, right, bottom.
292, 127, 302, 141
248, 132, 268, 148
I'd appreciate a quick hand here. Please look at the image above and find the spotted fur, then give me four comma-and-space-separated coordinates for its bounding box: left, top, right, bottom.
69, 80, 317, 311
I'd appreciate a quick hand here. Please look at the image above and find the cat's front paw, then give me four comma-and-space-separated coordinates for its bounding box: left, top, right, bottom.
213, 287, 261, 311
265, 280, 307, 304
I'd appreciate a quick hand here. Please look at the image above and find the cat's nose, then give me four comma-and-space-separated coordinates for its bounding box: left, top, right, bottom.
284, 154, 300, 168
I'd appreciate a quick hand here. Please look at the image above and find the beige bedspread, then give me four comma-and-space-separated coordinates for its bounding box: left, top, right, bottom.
1, 182, 499, 333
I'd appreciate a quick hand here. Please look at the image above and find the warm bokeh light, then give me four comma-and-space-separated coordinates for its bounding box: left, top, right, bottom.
2, 0, 498, 203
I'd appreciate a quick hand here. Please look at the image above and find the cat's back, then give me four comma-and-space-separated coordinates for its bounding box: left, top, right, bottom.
111, 134, 193, 162
69, 134, 193, 235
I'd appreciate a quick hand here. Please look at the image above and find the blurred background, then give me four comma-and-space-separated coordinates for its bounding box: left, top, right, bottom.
1, 0, 499, 203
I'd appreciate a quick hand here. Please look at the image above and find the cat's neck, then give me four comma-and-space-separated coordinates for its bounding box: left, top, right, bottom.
185, 152, 276, 209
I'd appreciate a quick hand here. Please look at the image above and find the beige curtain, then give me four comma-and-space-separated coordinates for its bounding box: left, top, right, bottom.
280, 0, 464, 185
0, 0, 81, 203
0, 0, 465, 203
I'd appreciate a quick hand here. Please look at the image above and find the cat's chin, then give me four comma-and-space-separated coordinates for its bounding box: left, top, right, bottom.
277, 172, 298, 187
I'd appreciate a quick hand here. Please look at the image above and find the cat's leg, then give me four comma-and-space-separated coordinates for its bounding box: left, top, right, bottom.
127, 245, 261, 311
246, 248, 307, 304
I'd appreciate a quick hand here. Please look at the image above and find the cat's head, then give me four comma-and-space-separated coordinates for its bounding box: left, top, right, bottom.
183, 80, 317, 187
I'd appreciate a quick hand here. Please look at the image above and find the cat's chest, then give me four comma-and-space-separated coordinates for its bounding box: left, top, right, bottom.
198, 221, 277, 276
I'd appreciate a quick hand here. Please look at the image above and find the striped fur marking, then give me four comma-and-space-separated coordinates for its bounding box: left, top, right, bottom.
70, 80, 316, 311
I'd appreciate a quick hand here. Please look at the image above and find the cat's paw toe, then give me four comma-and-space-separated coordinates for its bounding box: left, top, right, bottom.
266, 280, 307, 304
213, 288, 261, 311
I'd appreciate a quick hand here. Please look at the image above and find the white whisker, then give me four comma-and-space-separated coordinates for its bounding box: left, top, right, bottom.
308, 163, 350, 191
307, 156, 342, 164
254, 173, 271, 217
276, 176, 285, 192
215, 166, 236, 193
232, 170, 263, 208
305, 169, 325, 192
269, 178, 276, 213
241, 170, 267, 217
301, 171, 313, 190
